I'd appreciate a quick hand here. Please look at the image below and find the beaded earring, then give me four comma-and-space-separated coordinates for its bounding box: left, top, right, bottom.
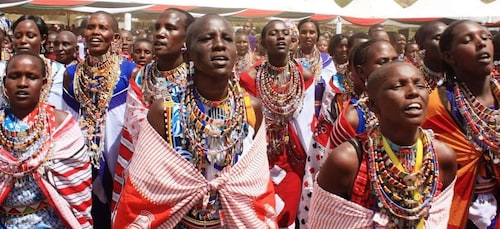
40, 45, 46, 54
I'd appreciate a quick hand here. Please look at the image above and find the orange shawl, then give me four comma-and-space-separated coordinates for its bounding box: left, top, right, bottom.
423, 88, 500, 229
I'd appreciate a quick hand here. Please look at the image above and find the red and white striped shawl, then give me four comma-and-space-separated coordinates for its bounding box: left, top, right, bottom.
0, 112, 92, 228
113, 120, 277, 228
308, 178, 455, 229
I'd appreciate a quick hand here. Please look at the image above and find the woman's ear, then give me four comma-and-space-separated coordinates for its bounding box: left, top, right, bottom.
113, 33, 121, 43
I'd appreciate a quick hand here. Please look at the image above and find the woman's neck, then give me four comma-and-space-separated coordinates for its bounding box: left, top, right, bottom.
379, 124, 419, 146
194, 74, 229, 101
267, 53, 288, 67
300, 46, 314, 55
457, 73, 494, 105
423, 58, 441, 73
156, 55, 184, 71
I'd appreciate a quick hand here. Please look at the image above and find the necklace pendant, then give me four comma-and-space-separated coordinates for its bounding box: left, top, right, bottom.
403, 174, 417, 185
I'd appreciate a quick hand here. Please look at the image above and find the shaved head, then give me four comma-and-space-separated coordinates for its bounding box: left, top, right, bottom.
367, 61, 421, 98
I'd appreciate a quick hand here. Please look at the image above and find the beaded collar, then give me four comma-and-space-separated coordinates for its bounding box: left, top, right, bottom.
73, 52, 121, 167
366, 127, 439, 228
452, 77, 500, 163
295, 46, 322, 83
235, 52, 253, 76
256, 58, 304, 160
419, 62, 443, 92
142, 62, 187, 106
181, 77, 248, 171
0, 103, 55, 188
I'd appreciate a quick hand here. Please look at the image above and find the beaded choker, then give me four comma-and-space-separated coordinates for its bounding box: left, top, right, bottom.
453, 78, 500, 163
181, 77, 248, 171
256, 59, 304, 159
142, 62, 187, 106
419, 63, 443, 92
295, 46, 321, 83
366, 127, 439, 228
0, 103, 55, 188
74, 53, 121, 167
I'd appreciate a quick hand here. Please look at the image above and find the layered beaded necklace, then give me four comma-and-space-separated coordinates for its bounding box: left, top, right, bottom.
419, 63, 443, 92
142, 62, 187, 106
73, 52, 121, 167
0, 104, 54, 188
181, 77, 248, 171
366, 127, 439, 228
453, 78, 500, 163
235, 52, 253, 76
295, 46, 321, 83
256, 59, 304, 160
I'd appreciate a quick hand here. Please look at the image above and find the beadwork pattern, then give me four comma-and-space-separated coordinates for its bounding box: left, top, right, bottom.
256, 59, 304, 160
73, 52, 121, 167
142, 62, 187, 107
366, 127, 439, 228
453, 78, 500, 163
181, 76, 248, 171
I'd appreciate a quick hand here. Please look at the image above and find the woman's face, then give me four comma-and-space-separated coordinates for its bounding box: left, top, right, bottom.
371, 63, 429, 128
154, 10, 187, 57
132, 41, 154, 66
12, 20, 45, 54
188, 15, 236, 79
444, 21, 494, 77
353, 41, 398, 92
84, 13, 116, 56
298, 22, 318, 51
333, 38, 348, 64
422, 22, 446, 62
263, 21, 290, 57
235, 33, 250, 56
4, 55, 45, 113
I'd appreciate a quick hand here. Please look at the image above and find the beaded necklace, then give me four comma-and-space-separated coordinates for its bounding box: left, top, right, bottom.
419, 63, 443, 92
453, 78, 500, 163
0, 103, 54, 188
366, 127, 439, 228
142, 62, 187, 107
181, 77, 248, 171
235, 52, 253, 76
295, 46, 322, 83
256, 59, 304, 160
73, 52, 121, 167
39, 57, 53, 104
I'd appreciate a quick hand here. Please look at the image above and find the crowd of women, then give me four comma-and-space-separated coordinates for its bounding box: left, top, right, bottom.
0, 7, 499, 229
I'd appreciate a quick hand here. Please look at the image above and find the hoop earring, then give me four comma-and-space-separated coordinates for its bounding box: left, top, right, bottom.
1, 83, 9, 104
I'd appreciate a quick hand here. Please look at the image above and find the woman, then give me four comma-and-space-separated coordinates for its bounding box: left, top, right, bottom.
0, 52, 92, 228
423, 20, 500, 229
4, 15, 66, 109
131, 38, 154, 68
113, 14, 276, 228
299, 39, 398, 227
113, 8, 194, 211
414, 21, 447, 90
310, 61, 456, 228
240, 19, 308, 228
295, 18, 337, 119
234, 30, 253, 75
62, 11, 136, 228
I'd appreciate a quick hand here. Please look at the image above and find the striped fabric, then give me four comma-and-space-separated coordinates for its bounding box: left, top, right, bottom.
112, 72, 148, 210
308, 178, 455, 229
329, 107, 357, 148
113, 121, 277, 228
422, 89, 500, 229
0, 110, 92, 228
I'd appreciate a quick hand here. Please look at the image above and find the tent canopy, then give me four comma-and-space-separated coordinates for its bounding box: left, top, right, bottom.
1, 0, 499, 25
